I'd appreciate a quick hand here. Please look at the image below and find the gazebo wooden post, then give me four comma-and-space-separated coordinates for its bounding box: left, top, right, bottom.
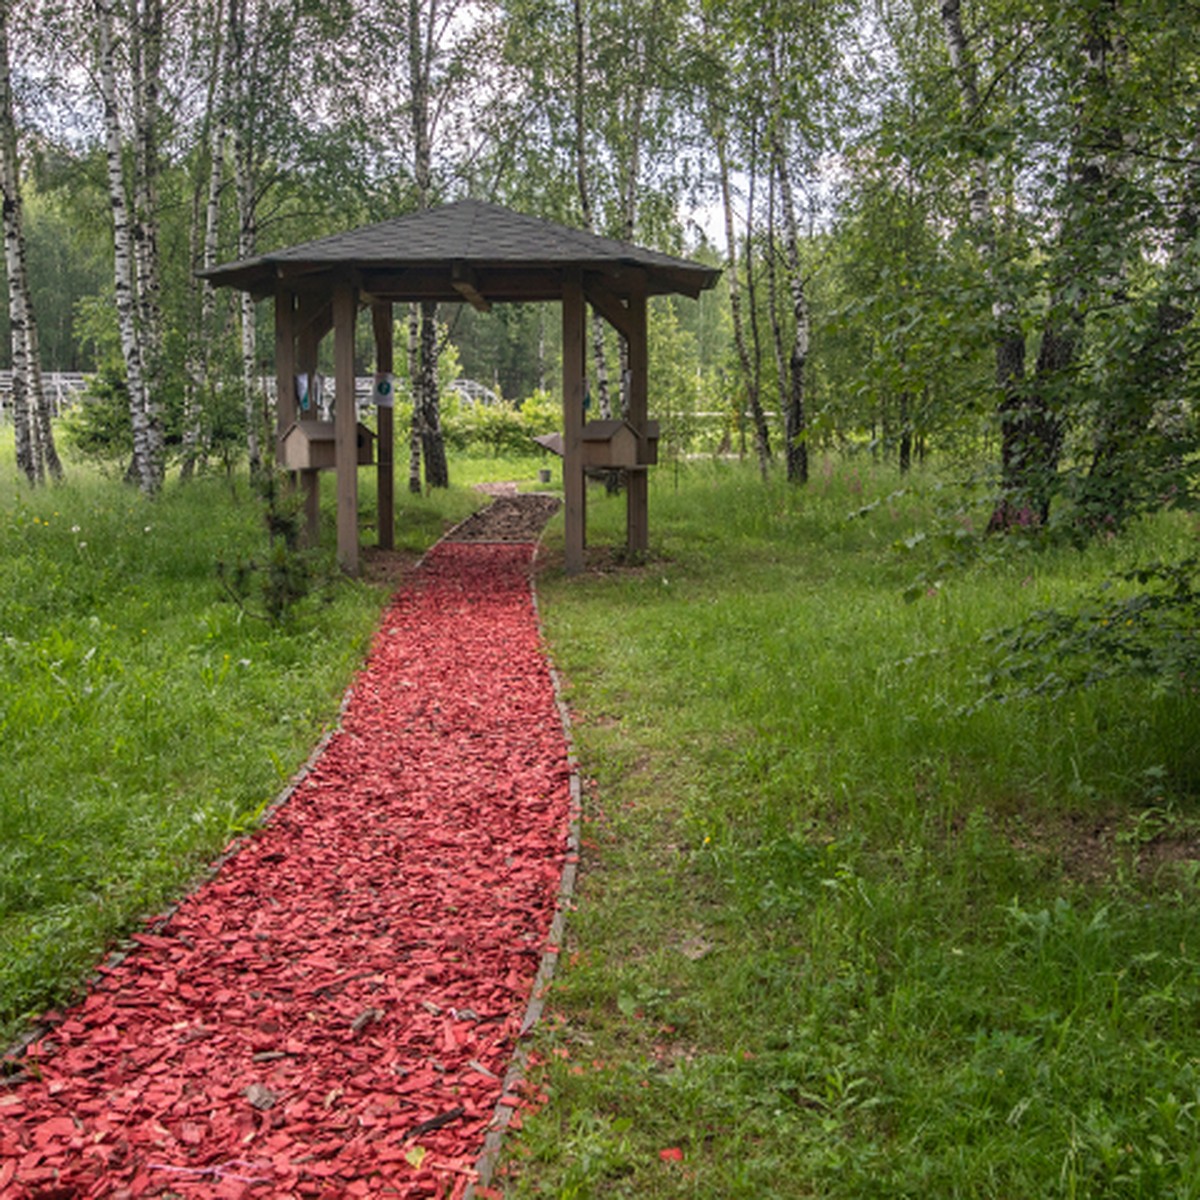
274, 285, 297, 443
625, 278, 650, 558
276, 285, 321, 544
333, 280, 360, 575
372, 302, 395, 550
562, 270, 587, 575
294, 317, 320, 545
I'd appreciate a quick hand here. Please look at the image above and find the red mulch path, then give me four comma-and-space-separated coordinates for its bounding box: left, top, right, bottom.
0, 542, 572, 1199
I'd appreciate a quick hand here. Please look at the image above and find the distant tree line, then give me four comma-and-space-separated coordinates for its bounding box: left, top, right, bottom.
0, 0, 1195, 535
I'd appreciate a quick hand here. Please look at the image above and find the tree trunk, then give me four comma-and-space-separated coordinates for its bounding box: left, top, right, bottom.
419, 300, 448, 487
766, 45, 809, 486
941, 0, 1033, 529
407, 303, 422, 494
743, 149, 771, 480
132, 0, 165, 481
235, 128, 260, 474
96, 0, 159, 495
182, 0, 231, 479
0, 4, 59, 485
407, 0, 449, 486
713, 113, 770, 477
572, 0, 612, 418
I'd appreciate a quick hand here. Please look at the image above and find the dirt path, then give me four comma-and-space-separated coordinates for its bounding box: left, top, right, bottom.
1, 511, 573, 1199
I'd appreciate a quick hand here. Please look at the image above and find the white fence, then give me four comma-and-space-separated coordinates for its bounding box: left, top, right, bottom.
0, 372, 507, 423
0, 372, 88, 420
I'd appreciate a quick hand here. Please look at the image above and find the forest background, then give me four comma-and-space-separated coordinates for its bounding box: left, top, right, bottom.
1, 0, 1196, 534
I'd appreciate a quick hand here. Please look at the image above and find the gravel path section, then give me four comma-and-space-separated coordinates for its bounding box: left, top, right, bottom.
446, 493, 561, 545
0, 536, 573, 1199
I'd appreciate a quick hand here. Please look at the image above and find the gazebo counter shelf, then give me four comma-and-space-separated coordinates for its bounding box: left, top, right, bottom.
280, 420, 376, 472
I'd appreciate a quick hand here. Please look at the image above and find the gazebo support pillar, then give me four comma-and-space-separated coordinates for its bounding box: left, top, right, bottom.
625, 280, 649, 558
333, 281, 359, 575
372, 302, 395, 550
562, 271, 587, 575
295, 297, 325, 546
274, 286, 297, 440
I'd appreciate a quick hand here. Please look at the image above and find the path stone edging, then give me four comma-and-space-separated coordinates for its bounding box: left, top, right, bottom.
465, 538, 584, 1199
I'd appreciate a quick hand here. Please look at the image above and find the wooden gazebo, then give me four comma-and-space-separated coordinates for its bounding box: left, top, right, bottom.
201, 200, 719, 575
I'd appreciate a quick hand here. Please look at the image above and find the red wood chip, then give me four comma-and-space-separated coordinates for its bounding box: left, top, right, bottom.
0, 543, 570, 1198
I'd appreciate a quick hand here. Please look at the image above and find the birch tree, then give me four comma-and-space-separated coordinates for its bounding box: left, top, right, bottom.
0, 0, 62, 484
766, 29, 809, 484
181, 0, 232, 478
695, 9, 770, 475
96, 0, 162, 494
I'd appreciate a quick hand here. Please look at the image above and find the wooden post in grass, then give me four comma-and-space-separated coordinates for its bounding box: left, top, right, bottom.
625, 274, 649, 559
372, 302, 395, 550
334, 280, 359, 575
562, 270, 586, 574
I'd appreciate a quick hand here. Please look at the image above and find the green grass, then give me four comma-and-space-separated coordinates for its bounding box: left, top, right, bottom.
5, 441, 1199, 1195
0, 443, 533, 1048
507, 456, 1200, 1198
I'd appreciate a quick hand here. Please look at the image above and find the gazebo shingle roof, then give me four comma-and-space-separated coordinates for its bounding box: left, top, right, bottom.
200, 199, 719, 303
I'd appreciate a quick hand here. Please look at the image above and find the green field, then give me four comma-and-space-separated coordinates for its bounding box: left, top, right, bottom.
3, 446, 1199, 1198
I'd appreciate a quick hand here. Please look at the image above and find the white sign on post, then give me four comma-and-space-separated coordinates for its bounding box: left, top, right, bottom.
373, 373, 395, 408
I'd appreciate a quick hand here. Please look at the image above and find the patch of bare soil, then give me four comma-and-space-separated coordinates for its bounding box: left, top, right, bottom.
448, 491, 562, 543
359, 546, 422, 588
1005, 809, 1200, 888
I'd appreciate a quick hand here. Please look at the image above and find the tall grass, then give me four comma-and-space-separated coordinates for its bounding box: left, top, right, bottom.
0, 446, 512, 1047
512, 456, 1200, 1198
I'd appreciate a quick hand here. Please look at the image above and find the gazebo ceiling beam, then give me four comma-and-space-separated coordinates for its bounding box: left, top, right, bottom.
294, 293, 332, 341
584, 276, 632, 339
450, 262, 492, 313
358, 266, 569, 305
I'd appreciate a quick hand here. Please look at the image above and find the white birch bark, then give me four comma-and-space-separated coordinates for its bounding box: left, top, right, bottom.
1, 3, 35, 483
96, 0, 159, 494
767, 40, 809, 484
0, 4, 60, 484
406, 0, 449, 485
572, 0, 611, 419
233, 0, 262, 472
182, 0, 231, 478
407, 303, 422, 493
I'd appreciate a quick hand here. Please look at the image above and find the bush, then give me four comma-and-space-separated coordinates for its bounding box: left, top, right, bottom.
439, 389, 562, 456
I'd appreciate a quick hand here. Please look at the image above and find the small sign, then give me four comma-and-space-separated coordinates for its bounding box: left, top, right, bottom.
374, 373, 395, 408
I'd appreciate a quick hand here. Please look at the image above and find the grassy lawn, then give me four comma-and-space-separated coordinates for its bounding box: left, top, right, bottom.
509, 457, 1200, 1198
4, 441, 1199, 1197
0, 444, 549, 1049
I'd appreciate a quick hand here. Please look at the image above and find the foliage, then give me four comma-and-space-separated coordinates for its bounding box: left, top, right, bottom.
441, 388, 563, 455
216, 471, 327, 625
59, 364, 135, 468
970, 556, 1200, 710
